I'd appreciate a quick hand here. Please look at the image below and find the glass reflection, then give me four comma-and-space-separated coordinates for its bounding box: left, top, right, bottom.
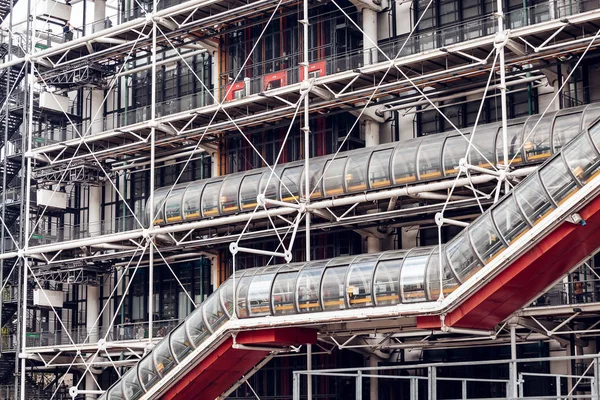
492, 196, 529, 244
347, 255, 378, 308
446, 232, 482, 282
401, 249, 431, 302
345, 151, 370, 192
368, 148, 393, 188
515, 174, 554, 225
563, 133, 600, 185
321, 266, 349, 311
539, 157, 578, 204
468, 214, 506, 263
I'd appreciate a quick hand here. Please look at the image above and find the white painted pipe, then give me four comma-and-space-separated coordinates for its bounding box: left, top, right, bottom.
380, 75, 545, 114
111, 148, 206, 171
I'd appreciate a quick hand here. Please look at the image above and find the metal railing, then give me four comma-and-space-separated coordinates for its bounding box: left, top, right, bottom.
24, 0, 600, 144
293, 353, 600, 399
28, 214, 141, 246
532, 278, 600, 307
4, 318, 183, 349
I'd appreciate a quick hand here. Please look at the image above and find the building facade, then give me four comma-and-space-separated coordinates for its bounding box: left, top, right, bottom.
1, 0, 600, 398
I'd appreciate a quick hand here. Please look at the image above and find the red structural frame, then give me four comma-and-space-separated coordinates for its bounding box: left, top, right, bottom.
300, 61, 327, 80
262, 71, 288, 91
418, 194, 600, 330
160, 328, 317, 400
225, 81, 246, 101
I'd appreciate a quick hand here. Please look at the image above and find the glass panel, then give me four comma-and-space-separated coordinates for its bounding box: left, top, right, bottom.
153, 340, 176, 377
523, 114, 554, 162
165, 187, 186, 224
321, 266, 349, 311
138, 354, 159, 391
182, 183, 203, 220
201, 180, 223, 217
496, 122, 524, 166
296, 261, 326, 313
220, 279, 235, 317
152, 189, 169, 225
323, 158, 347, 196
272, 270, 300, 315
240, 172, 262, 210
417, 137, 443, 179
468, 213, 506, 264
368, 148, 393, 189
539, 157, 578, 205
426, 249, 460, 300
204, 291, 228, 331
492, 195, 529, 244
347, 255, 378, 308
186, 306, 209, 347
400, 249, 431, 302
515, 174, 554, 225
170, 323, 193, 363
442, 135, 468, 175
345, 150, 370, 192
108, 384, 124, 400
373, 252, 406, 306
236, 270, 257, 318
280, 165, 303, 202
248, 272, 276, 316
583, 103, 600, 130
259, 165, 284, 202
563, 133, 600, 185
392, 140, 419, 184
553, 112, 582, 151
469, 125, 498, 168
301, 158, 326, 199
122, 366, 144, 400
589, 121, 600, 151
446, 231, 482, 282
220, 173, 243, 214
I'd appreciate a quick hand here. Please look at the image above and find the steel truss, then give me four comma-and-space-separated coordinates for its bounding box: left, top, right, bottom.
2, 0, 600, 397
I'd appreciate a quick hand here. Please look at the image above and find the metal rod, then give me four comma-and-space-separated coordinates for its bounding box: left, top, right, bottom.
148, 0, 158, 342
496, 0, 510, 193
302, 0, 311, 265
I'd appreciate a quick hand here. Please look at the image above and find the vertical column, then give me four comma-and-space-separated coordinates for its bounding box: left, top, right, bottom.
495, 0, 510, 194
89, 185, 101, 236
364, 119, 380, 147
86, 285, 100, 343
510, 325, 518, 398
362, 7, 378, 66
85, 284, 99, 399
94, 0, 106, 32
367, 234, 380, 254
20, 0, 37, 394
369, 355, 378, 400
212, 49, 220, 101
148, 1, 158, 341
85, 285, 99, 399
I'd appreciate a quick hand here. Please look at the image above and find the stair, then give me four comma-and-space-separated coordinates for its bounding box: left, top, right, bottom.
0, 353, 14, 385
24, 375, 53, 400
0, 112, 24, 150
0, 0, 19, 23
0, 156, 21, 189
0, 66, 25, 103
1, 302, 16, 329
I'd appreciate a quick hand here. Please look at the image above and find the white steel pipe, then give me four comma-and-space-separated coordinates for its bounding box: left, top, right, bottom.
380, 75, 544, 113
0, 167, 538, 259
